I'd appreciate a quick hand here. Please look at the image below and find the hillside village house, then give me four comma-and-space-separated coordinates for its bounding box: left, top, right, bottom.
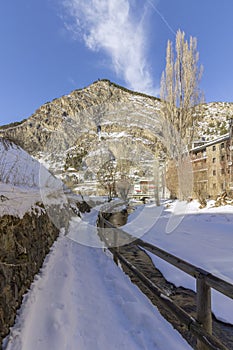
191, 131, 233, 198
166, 120, 233, 199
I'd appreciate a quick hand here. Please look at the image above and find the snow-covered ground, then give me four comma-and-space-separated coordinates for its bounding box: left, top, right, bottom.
123, 200, 233, 325
0, 183, 44, 218
0, 137, 66, 219
3, 209, 192, 350
0, 138, 40, 188
2, 195, 233, 349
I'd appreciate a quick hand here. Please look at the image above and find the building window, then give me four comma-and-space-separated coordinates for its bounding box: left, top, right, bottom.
213, 183, 216, 189
221, 168, 225, 175
213, 158, 216, 163
212, 145, 216, 151
220, 142, 225, 149
213, 170, 216, 176
221, 155, 225, 161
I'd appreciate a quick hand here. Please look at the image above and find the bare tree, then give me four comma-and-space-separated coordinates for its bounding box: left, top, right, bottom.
160, 30, 203, 199
116, 179, 132, 202
160, 29, 204, 151
153, 155, 160, 206
97, 159, 117, 201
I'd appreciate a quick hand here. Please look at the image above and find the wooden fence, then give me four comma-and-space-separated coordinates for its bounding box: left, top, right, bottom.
98, 212, 233, 350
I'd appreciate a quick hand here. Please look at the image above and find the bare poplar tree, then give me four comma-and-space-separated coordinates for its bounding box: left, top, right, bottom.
160, 29, 204, 152
160, 30, 204, 199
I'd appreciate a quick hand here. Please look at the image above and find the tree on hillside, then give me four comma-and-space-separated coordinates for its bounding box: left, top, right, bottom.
116, 179, 132, 202
160, 29, 204, 153
97, 158, 117, 201
160, 30, 204, 199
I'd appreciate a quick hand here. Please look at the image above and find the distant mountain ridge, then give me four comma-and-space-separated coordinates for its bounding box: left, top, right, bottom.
0, 80, 161, 153
1, 79, 233, 143
0, 80, 162, 184
0, 80, 233, 187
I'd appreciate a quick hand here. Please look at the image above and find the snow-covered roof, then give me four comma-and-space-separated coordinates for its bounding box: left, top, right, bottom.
191, 133, 230, 152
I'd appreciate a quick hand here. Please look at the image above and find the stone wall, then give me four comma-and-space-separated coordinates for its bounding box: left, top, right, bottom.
0, 212, 59, 345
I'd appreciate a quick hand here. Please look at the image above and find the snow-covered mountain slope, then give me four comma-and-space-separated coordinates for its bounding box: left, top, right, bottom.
0, 81, 163, 191
0, 80, 232, 192
197, 102, 233, 140
1, 80, 232, 153
0, 80, 161, 155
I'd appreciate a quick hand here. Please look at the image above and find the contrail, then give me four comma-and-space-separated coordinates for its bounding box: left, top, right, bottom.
147, 0, 176, 35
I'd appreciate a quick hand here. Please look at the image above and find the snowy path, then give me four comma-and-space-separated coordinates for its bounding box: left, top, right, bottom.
3, 226, 191, 349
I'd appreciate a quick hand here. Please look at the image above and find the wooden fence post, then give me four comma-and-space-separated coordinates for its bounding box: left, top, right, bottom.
196, 275, 212, 350
113, 228, 119, 265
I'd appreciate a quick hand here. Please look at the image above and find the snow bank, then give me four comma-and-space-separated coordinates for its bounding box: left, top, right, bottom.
0, 138, 40, 187
0, 138, 70, 219
0, 183, 43, 218
123, 201, 233, 324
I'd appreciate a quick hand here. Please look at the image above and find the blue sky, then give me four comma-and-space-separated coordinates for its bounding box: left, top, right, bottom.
0, 0, 233, 125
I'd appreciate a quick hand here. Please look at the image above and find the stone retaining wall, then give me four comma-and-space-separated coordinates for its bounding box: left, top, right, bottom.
0, 212, 59, 346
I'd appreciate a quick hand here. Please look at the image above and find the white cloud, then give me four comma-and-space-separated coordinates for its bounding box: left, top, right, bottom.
62, 0, 157, 95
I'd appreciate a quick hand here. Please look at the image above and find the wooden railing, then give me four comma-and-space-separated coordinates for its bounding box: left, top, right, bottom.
98, 212, 233, 350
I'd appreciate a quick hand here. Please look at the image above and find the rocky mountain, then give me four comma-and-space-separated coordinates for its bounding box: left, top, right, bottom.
0, 80, 161, 154
197, 102, 233, 140
0, 79, 233, 192
0, 80, 163, 191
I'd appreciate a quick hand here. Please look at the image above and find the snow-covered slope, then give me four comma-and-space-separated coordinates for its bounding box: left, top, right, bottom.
0, 183, 44, 218
0, 137, 68, 219
0, 81, 232, 196
0, 80, 163, 193
0, 138, 40, 188
0, 138, 42, 218
196, 102, 233, 140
